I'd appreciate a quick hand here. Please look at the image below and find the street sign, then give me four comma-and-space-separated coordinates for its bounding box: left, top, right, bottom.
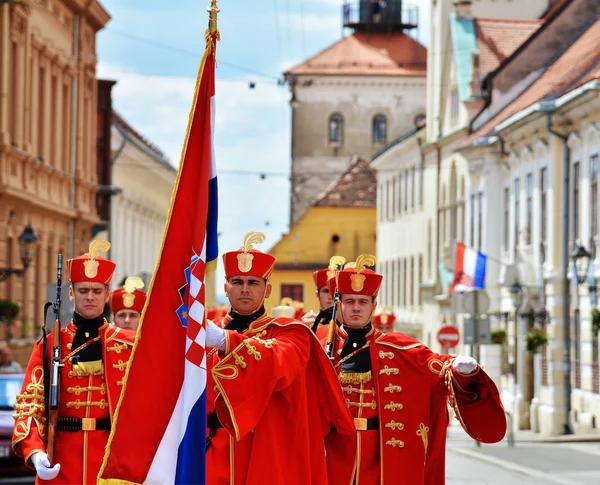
464, 316, 492, 345
437, 324, 460, 349
462, 288, 490, 317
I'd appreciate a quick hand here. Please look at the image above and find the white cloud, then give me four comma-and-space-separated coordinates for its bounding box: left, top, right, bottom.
97, 62, 292, 290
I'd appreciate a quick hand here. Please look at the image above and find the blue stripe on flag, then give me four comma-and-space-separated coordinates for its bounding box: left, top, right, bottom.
175, 389, 207, 485
206, 175, 219, 265
474, 252, 487, 288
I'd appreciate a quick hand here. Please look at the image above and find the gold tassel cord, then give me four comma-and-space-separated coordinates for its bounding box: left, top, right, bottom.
339, 371, 373, 384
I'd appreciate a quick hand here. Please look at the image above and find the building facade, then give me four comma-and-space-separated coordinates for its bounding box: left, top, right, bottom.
0, 0, 109, 344
108, 112, 176, 293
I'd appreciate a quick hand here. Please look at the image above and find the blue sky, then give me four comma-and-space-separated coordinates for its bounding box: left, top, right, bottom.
96, 0, 431, 300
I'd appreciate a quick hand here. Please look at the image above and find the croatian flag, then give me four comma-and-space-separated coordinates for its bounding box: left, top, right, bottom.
449, 242, 487, 293
98, 29, 219, 485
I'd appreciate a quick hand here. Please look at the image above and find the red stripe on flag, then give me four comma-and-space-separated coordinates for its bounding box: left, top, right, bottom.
449, 242, 466, 293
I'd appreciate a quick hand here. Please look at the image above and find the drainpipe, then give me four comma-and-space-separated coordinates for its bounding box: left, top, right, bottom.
67, 13, 80, 258
545, 108, 572, 435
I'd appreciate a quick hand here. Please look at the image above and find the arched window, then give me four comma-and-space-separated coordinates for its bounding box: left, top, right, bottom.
373, 114, 387, 144
328, 113, 344, 144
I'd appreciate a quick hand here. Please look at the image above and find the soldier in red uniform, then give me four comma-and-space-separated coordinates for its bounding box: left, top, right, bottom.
303, 256, 346, 337
204, 232, 354, 485
12, 241, 135, 484
373, 308, 395, 333
323, 254, 507, 485
109, 276, 147, 331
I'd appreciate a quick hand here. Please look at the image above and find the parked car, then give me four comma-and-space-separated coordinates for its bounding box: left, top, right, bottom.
0, 373, 35, 479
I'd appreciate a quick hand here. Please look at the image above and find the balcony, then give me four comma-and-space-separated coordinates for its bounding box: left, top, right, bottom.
343, 0, 419, 33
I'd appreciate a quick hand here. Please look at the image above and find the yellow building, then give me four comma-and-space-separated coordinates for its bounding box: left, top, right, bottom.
266, 157, 376, 312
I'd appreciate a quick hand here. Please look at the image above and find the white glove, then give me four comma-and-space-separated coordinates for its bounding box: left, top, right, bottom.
31, 452, 61, 481
206, 320, 226, 351
301, 310, 316, 327
452, 356, 478, 375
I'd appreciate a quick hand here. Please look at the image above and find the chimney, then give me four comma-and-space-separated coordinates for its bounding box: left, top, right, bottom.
454, 0, 473, 20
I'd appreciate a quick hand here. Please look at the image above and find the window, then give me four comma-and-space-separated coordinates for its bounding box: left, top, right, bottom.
514, 179, 520, 248
398, 173, 403, 214
411, 166, 416, 209
477, 192, 483, 251
404, 169, 409, 212
328, 113, 343, 144
503, 188, 510, 251
385, 180, 390, 220
573, 162, 580, 242
540, 168, 548, 247
280, 284, 303, 302
372, 115, 387, 144
450, 87, 459, 122
391, 177, 396, 219
591, 155, 598, 238
38, 66, 46, 158
470, 194, 476, 246
526, 173, 533, 245
418, 254, 423, 306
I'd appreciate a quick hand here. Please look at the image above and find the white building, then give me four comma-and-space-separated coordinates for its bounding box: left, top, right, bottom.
109, 112, 176, 289
374, 0, 549, 353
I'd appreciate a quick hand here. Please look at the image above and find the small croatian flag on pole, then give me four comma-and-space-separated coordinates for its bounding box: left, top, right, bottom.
450, 242, 487, 293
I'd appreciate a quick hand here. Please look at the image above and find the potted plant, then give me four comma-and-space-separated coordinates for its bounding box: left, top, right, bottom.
0, 299, 20, 323
524, 327, 548, 354
491, 328, 507, 345
591, 308, 600, 337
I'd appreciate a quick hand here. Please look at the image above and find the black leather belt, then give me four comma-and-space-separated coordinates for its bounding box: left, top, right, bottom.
57, 416, 111, 432
354, 417, 379, 431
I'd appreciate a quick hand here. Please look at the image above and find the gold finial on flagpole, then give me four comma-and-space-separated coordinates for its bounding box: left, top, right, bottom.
207, 0, 220, 33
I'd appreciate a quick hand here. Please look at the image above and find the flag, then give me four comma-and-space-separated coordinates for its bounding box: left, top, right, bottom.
98, 27, 219, 485
449, 242, 486, 293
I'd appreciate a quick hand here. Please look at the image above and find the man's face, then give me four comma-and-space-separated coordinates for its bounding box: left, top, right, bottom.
113, 309, 141, 331
340, 294, 376, 329
317, 286, 333, 310
224, 276, 271, 315
377, 325, 393, 334
70, 282, 109, 320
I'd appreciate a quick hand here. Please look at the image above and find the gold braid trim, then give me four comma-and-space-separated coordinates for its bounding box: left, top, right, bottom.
417, 423, 429, 465
339, 371, 372, 384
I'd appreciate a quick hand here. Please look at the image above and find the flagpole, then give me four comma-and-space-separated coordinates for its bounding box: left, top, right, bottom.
208, 0, 220, 32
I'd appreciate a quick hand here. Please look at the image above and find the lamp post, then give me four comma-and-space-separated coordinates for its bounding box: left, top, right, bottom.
0, 225, 39, 282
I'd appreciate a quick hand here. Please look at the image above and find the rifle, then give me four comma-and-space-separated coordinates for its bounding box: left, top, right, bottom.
324, 288, 340, 360
47, 254, 63, 466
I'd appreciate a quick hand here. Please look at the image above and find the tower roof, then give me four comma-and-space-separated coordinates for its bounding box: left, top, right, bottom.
285, 31, 426, 77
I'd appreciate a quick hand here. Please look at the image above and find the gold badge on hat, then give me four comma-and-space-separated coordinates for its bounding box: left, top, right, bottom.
237, 232, 266, 273
350, 254, 377, 292
122, 276, 145, 308
380, 305, 392, 324
83, 240, 111, 279
327, 255, 346, 280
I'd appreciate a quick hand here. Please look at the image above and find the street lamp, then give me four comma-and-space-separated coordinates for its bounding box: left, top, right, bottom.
571, 244, 591, 284
509, 281, 524, 309
0, 225, 38, 282
290, 91, 300, 109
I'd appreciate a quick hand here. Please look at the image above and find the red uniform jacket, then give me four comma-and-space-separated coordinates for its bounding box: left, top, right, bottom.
323, 327, 506, 485
207, 313, 354, 485
12, 322, 135, 485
